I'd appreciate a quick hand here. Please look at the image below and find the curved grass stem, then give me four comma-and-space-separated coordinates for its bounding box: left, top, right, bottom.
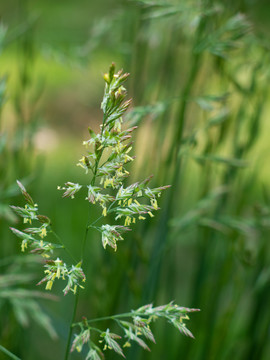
64, 149, 103, 359
64, 222, 90, 360
64, 289, 80, 360
50, 229, 78, 263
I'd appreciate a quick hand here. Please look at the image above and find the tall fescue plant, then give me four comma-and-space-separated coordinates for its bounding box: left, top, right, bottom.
9, 64, 199, 360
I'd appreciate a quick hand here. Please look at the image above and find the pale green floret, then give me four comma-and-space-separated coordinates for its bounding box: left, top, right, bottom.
101, 224, 124, 250
59, 182, 82, 199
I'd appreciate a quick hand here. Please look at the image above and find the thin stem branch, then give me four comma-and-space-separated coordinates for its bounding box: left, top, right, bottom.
88, 327, 103, 334
64, 123, 106, 358
73, 312, 135, 326
87, 200, 117, 229
0, 345, 21, 360
50, 229, 78, 263
64, 208, 91, 360
63, 73, 130, 358
64, 289, 80, 360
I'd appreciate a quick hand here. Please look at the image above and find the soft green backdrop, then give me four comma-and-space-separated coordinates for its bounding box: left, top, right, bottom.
1, 1, 270, 359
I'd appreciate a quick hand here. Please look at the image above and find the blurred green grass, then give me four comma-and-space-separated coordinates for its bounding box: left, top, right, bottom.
1, 1, 270, 359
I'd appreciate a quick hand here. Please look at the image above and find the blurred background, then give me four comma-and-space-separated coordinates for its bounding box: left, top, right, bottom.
1, 0, 270, 359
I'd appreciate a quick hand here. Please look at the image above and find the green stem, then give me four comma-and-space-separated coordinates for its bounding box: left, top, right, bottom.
64, 126, 106, 358
81, 206, 92, 260
64, 289, 80, 360
64, 101, 118, 359
64, 208, 91, 360
51, 229, 77, 263
87, 200, 117, 229
88, 327, 103, 334
0, 345, 21, 360
73, 311, 135, 327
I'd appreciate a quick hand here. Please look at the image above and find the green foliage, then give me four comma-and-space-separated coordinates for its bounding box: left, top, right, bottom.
71, 303, 199, 358
194, 14, 251, 58
0, 256, 57, 360
0, 15, 55, 359
1, 0, 270, 359
9, 64, 199, 360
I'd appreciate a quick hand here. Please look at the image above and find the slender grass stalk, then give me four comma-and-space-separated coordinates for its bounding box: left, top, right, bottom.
64, 291, 80, 360
50, 229, 78, 263
0, 345, 21, 360
73, 312, 136, 325
64, 198, 94, 360
64, 111, 108, 358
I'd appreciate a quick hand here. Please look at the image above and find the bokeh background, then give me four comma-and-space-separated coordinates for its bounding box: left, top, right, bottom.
1, 0, 270, 359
